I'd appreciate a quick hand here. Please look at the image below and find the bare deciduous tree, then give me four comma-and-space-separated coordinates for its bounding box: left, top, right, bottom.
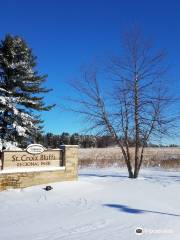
69, 29, 177, 178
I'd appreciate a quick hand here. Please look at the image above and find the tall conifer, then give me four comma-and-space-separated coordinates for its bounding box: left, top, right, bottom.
0, 35, 54, 148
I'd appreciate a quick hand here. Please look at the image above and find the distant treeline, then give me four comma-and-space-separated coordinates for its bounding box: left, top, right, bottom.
36, 132, 149, 148
36, 133, 115, 148
36, 132, 179, 149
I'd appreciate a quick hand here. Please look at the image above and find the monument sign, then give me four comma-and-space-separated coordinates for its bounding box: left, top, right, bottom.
0, 145, 78, 191
2, 145, 63, 169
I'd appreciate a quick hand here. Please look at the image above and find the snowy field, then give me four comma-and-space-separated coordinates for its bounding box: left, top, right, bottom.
0, 168, 180, 240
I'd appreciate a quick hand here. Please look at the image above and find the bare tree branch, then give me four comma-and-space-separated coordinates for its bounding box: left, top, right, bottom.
68, 28, 178, 178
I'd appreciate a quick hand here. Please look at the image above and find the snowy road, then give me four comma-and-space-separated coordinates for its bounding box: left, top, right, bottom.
0, 168, 180, 240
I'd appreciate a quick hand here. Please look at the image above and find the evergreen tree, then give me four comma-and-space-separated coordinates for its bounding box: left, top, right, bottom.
61, 132, 70, 145
70, 133, 80, 145
0, 34, 54, 148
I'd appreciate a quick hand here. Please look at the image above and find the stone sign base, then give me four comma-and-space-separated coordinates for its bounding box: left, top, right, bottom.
0, 145, 78, 191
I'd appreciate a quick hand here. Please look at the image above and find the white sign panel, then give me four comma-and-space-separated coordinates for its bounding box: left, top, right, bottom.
26, 144, 45, 154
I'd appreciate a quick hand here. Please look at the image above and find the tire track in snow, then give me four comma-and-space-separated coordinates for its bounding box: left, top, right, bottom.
34, 219, 110, 240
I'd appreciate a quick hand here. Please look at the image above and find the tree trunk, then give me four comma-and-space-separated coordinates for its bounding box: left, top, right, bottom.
134, 74, 140, 179
128, 165, 134, 178
2, 111, 8, 140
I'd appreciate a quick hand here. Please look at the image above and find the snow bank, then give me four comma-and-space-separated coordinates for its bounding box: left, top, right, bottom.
0, 168, 179, 240
0, 140, 21, 151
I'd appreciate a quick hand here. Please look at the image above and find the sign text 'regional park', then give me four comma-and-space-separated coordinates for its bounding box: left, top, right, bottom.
2, 147, 62, 169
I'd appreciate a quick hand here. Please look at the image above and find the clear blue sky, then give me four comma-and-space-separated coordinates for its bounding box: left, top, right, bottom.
0, 0, 180, 137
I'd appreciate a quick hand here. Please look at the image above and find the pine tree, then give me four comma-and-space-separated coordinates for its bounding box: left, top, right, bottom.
0, 34, 54, 149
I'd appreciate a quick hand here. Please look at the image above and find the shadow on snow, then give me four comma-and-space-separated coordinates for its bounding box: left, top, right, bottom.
79, 172, 180, 182
79, 173, 127, 178
103, 204, 180, 217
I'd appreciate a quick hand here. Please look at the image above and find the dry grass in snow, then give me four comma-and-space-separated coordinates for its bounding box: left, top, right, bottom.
79, 147, 180, 169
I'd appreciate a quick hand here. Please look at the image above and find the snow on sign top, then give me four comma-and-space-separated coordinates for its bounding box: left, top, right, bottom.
26, 144, 45, 154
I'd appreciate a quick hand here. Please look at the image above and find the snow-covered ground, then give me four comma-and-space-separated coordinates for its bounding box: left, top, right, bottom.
0, 168, 180, 240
